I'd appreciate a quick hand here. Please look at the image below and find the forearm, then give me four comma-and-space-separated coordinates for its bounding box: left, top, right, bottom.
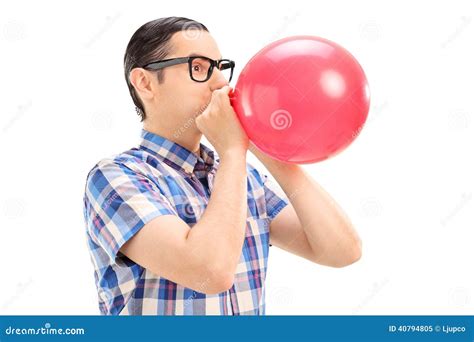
254, 148, 361, 266
187, 149, 248, 274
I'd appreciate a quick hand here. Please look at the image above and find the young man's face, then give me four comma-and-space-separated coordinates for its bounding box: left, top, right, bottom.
146, 30, 229, 134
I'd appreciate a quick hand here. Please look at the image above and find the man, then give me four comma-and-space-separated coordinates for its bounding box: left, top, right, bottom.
83, 17, 362, 315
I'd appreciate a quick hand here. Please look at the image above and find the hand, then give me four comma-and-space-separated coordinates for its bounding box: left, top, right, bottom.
196, 86, 249, 158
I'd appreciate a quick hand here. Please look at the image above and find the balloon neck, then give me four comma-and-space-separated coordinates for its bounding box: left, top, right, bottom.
229, 89, 235, 106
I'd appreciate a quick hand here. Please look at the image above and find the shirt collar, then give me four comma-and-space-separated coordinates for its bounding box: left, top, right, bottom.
139, 129, 218, 175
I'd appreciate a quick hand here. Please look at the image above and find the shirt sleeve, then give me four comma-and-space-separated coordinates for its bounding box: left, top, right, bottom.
262, 172, 289, 220
261, 172, 289, 248
83, 160, 176, 266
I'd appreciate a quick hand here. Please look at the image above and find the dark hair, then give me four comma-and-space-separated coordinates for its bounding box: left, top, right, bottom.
124, 17, 208, 121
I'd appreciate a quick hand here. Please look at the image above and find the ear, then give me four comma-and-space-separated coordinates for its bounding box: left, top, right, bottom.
129, 68, 157, 102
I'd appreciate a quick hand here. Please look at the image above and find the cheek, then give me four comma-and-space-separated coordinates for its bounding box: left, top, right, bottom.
168, 86, 208, 117
184, 82, 211, 105
163, 72, 211, 113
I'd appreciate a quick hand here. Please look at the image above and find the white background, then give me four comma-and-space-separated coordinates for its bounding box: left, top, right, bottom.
1, 0, 473, 315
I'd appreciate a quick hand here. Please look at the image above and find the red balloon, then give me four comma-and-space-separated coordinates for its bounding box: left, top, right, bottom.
230, 36, 370, 164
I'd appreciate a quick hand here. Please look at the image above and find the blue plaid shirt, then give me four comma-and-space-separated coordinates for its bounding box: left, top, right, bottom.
83, 129, 288, 315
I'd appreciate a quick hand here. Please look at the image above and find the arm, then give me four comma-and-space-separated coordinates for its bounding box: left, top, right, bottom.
120, 151, 247, 294
251, 145, 362, 268
121, 86, 249, 294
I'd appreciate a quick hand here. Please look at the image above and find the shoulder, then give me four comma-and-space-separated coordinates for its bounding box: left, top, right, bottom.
85, 150, 144, 185
85, 148, 176, 188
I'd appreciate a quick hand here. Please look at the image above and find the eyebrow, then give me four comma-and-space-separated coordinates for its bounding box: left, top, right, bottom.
188, 52, 223, 60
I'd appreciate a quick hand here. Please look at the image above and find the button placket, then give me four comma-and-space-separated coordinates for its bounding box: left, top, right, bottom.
207, 171, 215, 193
189, 172, 209, 200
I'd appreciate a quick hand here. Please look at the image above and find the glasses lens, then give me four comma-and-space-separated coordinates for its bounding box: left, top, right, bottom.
190, 57, 212, 81
218, 60, 233, 82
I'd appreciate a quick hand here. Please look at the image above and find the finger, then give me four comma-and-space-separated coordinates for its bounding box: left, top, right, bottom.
216, 85, 232, 96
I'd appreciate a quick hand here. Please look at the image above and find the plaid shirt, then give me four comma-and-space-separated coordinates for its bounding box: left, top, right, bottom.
83, 129, 288, 315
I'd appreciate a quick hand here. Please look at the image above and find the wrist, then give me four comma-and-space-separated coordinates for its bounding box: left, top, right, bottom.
219, 147, 247, 162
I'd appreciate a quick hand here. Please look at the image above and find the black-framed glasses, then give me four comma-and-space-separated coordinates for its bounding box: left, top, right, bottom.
142, 56, 235, 83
